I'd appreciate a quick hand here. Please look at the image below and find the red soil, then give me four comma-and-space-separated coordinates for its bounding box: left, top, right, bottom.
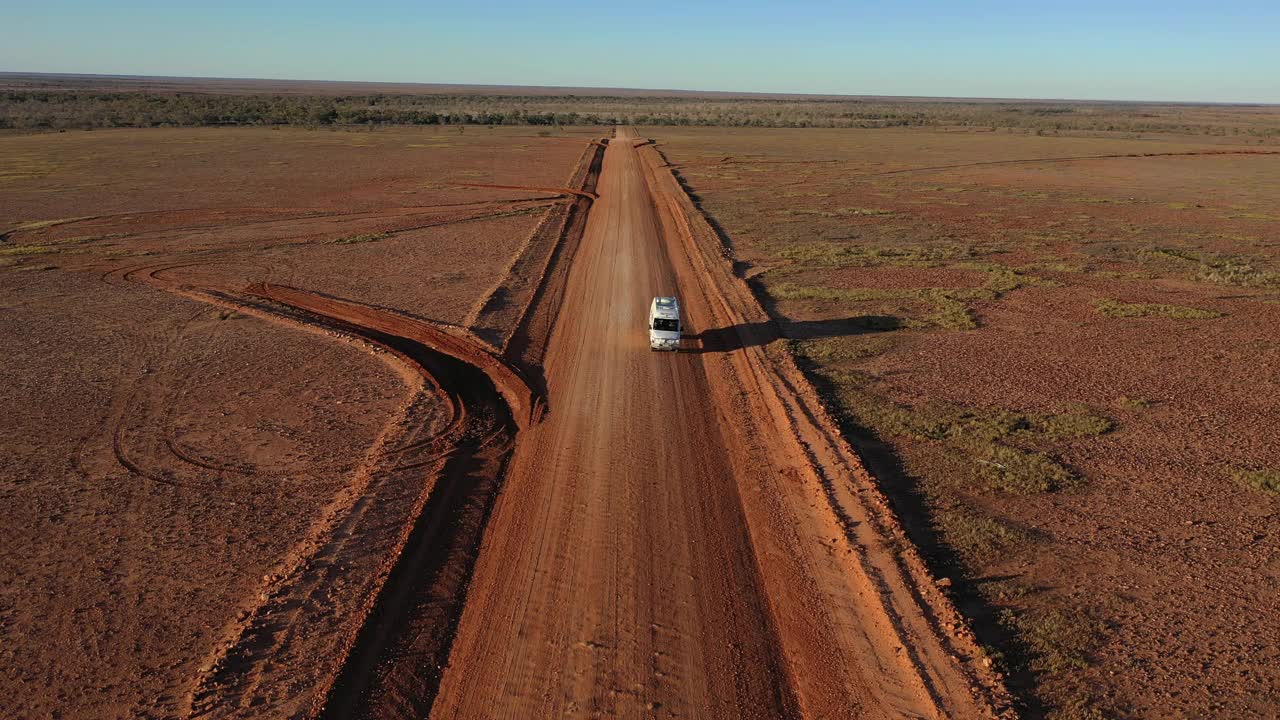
0, 126, 597, 718
655, 125, 1280, 718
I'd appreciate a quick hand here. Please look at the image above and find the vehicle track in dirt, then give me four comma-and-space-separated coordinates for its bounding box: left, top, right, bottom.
174, 285, 513, 719
73, 200, 562, 287
110, 262, 536, 718
453, 182, 599, 200
4, 197, 563, 240
465, 139, 607, 352
243, 287, 527, 720
78, 139, 611, 717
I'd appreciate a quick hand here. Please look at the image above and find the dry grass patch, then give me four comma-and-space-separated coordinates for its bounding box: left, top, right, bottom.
770, 265, 1052, 331
1101, 245, 1280, 289
799, 362, 1110, 495
0, 245, 66, 257
1003, 605, 1107, 720
331, 231, 390, 245
776, 241, 981, 268
1115, 395, 1155, 410
1234, 469, 1280, 494
939, 507, 1032, 566
1094, 299, 1222, 319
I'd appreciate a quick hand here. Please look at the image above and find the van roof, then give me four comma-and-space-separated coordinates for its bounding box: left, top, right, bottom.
651, 296, 679, 319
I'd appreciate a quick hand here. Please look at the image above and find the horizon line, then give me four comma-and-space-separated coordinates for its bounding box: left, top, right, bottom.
4, 70, 1277, 108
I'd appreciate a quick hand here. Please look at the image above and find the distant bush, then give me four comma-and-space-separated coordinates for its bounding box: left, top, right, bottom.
4, 89, 1279, 135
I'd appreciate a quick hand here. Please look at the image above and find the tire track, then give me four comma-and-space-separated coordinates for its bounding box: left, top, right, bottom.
454, 182, 599, 200
465, 137, 607, 353
7, 198, 561, 244
231, 286, 533, 720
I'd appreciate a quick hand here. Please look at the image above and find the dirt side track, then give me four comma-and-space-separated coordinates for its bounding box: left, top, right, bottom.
110, 275, 538, 719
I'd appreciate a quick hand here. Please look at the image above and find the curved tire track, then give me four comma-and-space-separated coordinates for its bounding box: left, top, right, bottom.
109, 263, 534, 718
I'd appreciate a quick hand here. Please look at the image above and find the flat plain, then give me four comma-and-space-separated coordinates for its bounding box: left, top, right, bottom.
3, 92, 1279, 720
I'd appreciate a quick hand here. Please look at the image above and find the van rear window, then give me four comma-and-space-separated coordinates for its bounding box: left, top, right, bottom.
652, 318, 679, 332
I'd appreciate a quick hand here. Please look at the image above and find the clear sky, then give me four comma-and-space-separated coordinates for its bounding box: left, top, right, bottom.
4, 0, 1278, 103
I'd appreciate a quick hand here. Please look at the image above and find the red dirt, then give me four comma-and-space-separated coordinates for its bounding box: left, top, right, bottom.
4, 123, 1022, 719
824, 266, 993, 290
426, 128, 1008, 719
11, 112, 1278, 720
0, 126, 599, 718
0, 268, 415, 719
454, 182, 599, 200
19, 126, 1016, 719
654, 125, 1280, 718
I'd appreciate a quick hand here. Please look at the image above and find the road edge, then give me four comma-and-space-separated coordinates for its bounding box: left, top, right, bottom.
637, 134, 1016, 718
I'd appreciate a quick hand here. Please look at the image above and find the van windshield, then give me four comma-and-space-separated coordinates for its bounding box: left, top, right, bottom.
652, 318, 679, 332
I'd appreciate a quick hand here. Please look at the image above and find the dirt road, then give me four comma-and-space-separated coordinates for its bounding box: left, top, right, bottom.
428, 128, 790, 718
424, 129, 1005, 719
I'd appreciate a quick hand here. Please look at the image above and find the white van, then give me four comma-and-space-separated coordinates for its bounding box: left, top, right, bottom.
648, 296, 681, 351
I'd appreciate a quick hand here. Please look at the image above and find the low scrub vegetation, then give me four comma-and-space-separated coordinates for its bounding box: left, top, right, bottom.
793, 349, 1111, 495
0, 244, 65, 257
1195, 258, 1280, 289
790, 335, 1114, 713
1107, 245, 1280, 289
1003, 604, 1107, 720
1234, 469, 1280, 494
939, 506, 1031, 566
772, 282, 975, 329
331, 231, 390, 245
776, 241, 980, 267
769, 260, 1052, 331
1094, 298, 1222, 319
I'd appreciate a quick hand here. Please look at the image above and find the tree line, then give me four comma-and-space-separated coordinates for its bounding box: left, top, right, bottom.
2, 91, 1276, 137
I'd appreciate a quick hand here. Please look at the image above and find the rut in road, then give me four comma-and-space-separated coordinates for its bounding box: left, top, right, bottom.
312, 327, 513, 720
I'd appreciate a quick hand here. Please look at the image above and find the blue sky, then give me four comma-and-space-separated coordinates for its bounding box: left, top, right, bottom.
4, 1, 1278, 102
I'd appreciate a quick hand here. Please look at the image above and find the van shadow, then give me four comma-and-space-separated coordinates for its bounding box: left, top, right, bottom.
686, 315, 903, 353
